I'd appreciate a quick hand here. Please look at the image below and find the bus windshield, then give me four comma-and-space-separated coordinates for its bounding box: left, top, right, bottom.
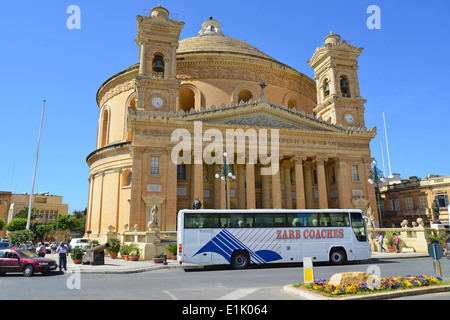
350, 212, 367, 242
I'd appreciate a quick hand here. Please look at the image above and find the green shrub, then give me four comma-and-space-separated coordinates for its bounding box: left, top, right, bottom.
166, 243, 177, 255
71, 246, 84, 260
128, 243, 141, 257
106, 238, 121, 253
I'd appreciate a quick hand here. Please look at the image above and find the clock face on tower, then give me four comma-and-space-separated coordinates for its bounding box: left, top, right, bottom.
345, 113, 355, 124
151, 97, 164, 109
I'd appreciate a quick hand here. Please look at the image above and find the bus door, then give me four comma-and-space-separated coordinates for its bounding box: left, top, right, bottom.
350, 212, 370, 259
198, 229, 213, 263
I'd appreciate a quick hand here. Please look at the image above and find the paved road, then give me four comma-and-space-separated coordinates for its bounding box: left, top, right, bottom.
1, 256, 449, 300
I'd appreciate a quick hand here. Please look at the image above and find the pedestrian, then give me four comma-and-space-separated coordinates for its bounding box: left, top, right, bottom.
38, 241, 46, 257
56, 241, 69, 272
394, 233, 400, 253
378, 233, 386, 253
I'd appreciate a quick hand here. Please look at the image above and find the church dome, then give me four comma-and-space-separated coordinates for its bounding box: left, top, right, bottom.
178, 18, 278, 63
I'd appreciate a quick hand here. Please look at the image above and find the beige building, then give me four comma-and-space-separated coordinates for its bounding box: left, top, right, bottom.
0, 192, 69, 240
380, 174, 450, 227
0, 192, 12, 237
86, 6, 379, 238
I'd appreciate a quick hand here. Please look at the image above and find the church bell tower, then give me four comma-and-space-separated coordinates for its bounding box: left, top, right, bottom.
135, 5, 185, 112
308, 32, 366, 128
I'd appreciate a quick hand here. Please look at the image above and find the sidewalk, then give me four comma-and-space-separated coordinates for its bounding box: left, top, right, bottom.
370, 251, 429, 260
45, 251, 430, 275
46, 253, 204, 274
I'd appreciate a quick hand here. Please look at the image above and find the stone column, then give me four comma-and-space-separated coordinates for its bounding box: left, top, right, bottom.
336, 158, 352, 209
272, 160, 282, 209
293, 156, 307, 209
139, 42, 147, 76
246, 160, 256, 209
213, 163, 222, 209
130, 147, 144, 230
193, 163, 204, 203
314, 156, 328, 209
329, 64, 337, 96
261, 166, 271, 209
237, 164, 246, 209
282, 160, 293, 209
303, 161, 314, 209
165, 149, 178, 230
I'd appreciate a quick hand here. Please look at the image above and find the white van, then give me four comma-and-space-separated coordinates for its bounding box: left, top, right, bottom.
69, 238, 90, 251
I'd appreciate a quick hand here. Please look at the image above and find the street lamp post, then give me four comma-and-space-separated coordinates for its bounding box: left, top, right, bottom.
214, 152, 236, 209
368, 160, 384, 228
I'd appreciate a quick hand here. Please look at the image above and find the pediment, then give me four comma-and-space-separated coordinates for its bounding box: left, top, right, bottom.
180, 101, 339, 132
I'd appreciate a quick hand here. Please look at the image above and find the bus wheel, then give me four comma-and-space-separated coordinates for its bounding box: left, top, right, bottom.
329, 248, 347, 265
230, 251, 250, 269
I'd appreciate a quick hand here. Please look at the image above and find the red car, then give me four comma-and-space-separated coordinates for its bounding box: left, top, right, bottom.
0, 249, 58, 276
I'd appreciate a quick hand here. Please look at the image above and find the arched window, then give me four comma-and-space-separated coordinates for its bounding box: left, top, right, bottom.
287, 99, 297, 109
152, 54, 165, 78
122, 170, 132, 187
178, 88, 195, 113
100, 108, 109, 148
322, 79, 330, 99
340, 75, 351, 98
238, 90, 253, 104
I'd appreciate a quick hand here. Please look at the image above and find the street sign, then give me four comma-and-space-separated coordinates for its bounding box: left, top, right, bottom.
428, 242, 444, 260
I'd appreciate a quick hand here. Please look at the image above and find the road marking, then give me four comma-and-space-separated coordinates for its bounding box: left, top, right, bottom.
162, 289, 179, 300
216, 288, 260, 300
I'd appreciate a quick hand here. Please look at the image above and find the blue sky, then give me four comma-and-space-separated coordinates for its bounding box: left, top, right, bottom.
0, 0, 449, 212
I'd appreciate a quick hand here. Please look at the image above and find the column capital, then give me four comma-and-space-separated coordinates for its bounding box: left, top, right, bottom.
291, 155, 307, 163
312, 156, 328, 164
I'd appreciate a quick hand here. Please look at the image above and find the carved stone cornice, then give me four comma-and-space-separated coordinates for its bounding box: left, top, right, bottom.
177, 61, 316, 102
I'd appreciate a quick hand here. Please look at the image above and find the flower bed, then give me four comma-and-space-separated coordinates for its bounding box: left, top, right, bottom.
298, 275, 444, 297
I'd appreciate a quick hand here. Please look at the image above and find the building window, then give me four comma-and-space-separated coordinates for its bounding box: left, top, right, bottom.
152, 54, 165, 78
405, 197, 413, 210
322, 80, 330, 98
237, 90, 253, 104
352, 165, 359, 181
100, 108, 109, 148
389, 199, 401, 211
151, 157, 160, 175
313, 170, 318, 185
435, 195, 449, 209
178, 88, 195, 113
419, 196, 428, 209
340, 75, 351, 98
122, 170, 132, 187
177, 165, 186, 181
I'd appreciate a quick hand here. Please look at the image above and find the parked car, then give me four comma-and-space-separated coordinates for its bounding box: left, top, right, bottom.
0, 248, 58, 276
18, 241, 35, 251
36, 242, 51, 254
50, 242, 59, 252
69, 238, 90, 251
0, 242, 10, 249
446, 236, 450, 259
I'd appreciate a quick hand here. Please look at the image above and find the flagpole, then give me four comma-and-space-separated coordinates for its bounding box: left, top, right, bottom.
382, 111, 393, 178
380, 141, 386, 177
27, 100, 46, 230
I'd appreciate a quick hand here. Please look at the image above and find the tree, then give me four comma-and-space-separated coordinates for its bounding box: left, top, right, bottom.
14, 207, 37, 220
6, 218, 27, 232
8, 229, 35, 245
0, 218, 5, 231
54, 214, 82, 240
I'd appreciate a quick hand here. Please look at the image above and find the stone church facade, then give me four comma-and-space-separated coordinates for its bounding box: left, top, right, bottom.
85, 5, 379, 237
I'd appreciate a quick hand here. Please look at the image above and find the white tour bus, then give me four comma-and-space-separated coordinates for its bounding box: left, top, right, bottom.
177, 209, 373, 269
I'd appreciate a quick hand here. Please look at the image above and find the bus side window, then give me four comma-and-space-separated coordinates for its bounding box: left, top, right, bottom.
319, 213, 331, 226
